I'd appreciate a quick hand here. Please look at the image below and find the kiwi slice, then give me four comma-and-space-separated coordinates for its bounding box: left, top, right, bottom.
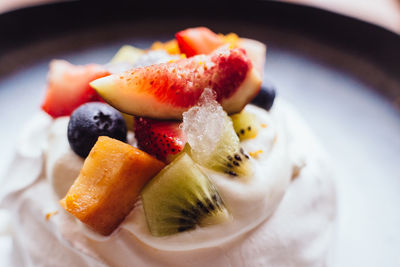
230, 110, 260, 140
121, 112, 135, 131
181, 88, 252, 178
189, 117, 251, 177
141, 153, 230, 237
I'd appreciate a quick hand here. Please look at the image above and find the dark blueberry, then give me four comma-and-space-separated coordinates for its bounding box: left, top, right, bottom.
68, 102, 127, 158
251, 83, 276, 111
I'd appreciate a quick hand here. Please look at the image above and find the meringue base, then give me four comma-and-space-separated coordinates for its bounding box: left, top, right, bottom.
1, 100, 336, 267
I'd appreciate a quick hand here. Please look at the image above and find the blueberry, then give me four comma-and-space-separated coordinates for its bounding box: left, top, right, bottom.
68, 102, 127, 158
251, 84, 276, 111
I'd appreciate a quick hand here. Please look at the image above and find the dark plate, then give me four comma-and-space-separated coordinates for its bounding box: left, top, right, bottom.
0, 1, 399, 265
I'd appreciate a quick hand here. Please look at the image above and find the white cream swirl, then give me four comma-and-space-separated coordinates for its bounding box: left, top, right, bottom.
0, 99, 336, 267
121, 104, 292, 251
43, 103, 291, 250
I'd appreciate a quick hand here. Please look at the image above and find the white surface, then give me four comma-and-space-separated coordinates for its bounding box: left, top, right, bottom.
0, 210, 12, 265
267, 49, 400, 266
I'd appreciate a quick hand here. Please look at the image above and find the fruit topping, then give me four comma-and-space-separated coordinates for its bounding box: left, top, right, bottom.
121, 112, 135, 131
60, 136, 165, 236
174, 27, 266, 76
251, 83, 276, 111
90, 48, 261, 119
110, 45, 145, 64
238, 38, 266, 77
67, 102, 127, 158
107, 47, 181, 74
131, 50, 181, 68
108, 48, 181, 128
134, 117, 186, 163
41, 60, 109, 118
141, 152, 229, 237
230, 110, 260, 140
175, 27, 225, 57
151, 39, 181, 55
182, 88, 251, 177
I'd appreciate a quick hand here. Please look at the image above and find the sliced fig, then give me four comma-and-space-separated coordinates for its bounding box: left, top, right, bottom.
90, 48, 261, 119
238, 38, 266, 78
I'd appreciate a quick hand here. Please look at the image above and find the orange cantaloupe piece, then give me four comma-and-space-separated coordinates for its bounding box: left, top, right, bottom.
60, 136, 165, 236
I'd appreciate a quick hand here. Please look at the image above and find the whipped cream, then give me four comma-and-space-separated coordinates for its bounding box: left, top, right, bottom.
0, 99, 336, 267
123, 104, 291, 251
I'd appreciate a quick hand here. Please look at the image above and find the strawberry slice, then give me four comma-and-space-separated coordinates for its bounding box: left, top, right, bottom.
175, 27, 266, 77
134, 117, 186, 163
41, 60, 109, 118
91, 48, 262, 119
175, 27, 224, 57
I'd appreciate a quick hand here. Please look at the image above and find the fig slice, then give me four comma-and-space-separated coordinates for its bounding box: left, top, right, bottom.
90, 48, 261, 119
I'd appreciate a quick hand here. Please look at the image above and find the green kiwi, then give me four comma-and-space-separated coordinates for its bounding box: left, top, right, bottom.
141, 153, 230, 237
189, 117, 251, 177
121, 112, 135, 131
230, 110, 260, 141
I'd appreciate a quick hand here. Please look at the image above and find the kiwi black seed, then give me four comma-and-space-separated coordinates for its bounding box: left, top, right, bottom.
141, 153, 230, 237
230, 110, 261, 141
222, 149, 250, 177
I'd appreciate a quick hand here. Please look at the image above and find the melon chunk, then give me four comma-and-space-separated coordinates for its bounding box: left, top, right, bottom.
60, 136, 165, 236
41, 60, 109, 118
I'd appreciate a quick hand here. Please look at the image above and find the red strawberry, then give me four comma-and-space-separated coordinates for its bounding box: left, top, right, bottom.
41, 60, 109, 118
176, 27, 266, 77
134, 117, 186, 163
91, 48, 261, 119
175, 27, 224, 57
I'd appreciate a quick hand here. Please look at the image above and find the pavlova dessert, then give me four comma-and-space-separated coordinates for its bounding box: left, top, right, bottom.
0, 27, 336, 266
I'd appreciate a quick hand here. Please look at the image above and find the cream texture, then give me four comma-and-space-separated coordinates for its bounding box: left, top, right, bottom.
0, 99, 336, 267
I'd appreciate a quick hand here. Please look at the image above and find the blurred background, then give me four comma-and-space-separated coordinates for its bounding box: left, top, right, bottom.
1, 0, 400, 33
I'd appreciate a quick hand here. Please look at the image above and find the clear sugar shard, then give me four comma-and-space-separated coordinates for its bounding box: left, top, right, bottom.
182, 88, 227, 156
